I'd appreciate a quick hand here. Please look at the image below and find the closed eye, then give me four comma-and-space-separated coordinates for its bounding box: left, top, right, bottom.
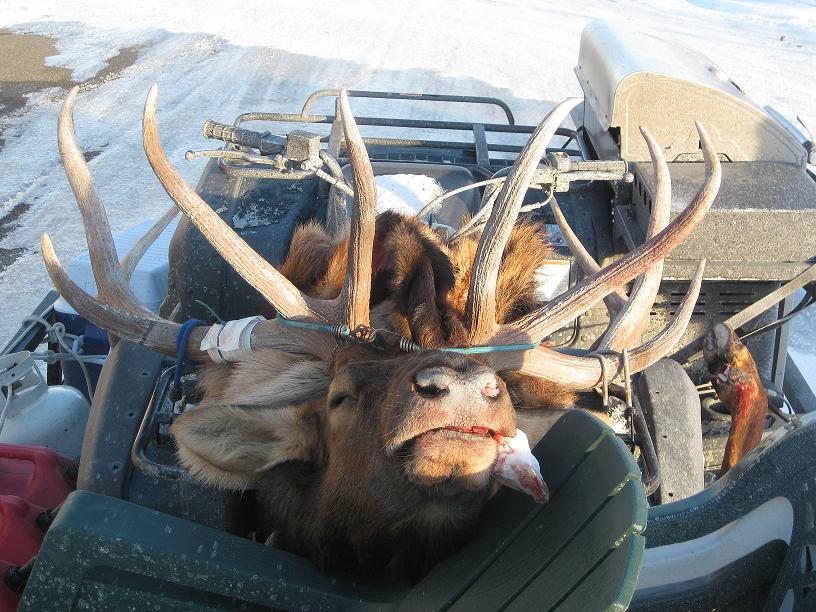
329, 393, 354, 409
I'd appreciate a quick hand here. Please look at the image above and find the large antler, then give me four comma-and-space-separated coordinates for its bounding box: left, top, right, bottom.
43, 86, 376, 362
546, 128, 671, 331
464, 102, 720, 390
464, 98, 581, 343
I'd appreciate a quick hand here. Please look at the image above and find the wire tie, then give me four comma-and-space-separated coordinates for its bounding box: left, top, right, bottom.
588, 351, 610, 407
622, 347, 632, 407
194, 299, 226, 324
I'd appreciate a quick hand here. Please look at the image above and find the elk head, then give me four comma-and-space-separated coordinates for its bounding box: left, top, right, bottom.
42, 86, 720, 580
176, 346, 516, 579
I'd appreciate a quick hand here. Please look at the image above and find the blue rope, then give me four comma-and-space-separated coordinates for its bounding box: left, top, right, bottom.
439, 343, 539, 354
173, 318, 206, 391
275, 315, 351, 338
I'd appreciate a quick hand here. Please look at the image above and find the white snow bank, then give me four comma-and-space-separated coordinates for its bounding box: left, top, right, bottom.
0, 0, 813, 392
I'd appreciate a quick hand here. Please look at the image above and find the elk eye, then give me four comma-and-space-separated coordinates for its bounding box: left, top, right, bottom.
329, 393, 354, 409
413, 382, 447, 399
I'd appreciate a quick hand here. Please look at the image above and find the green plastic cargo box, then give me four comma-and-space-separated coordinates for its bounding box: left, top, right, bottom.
20, 409, 646, 611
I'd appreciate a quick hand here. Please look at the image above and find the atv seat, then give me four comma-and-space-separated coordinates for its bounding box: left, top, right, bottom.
19, 410, 646, 611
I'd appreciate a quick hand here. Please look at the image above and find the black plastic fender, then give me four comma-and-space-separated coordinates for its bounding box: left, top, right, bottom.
637, 358, 704, 503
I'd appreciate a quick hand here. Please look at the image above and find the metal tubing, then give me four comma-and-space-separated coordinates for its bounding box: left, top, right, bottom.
131, 366, 192, 482
300, 89, 516, 125
632, 391, 662, 496
233, 112, 577, 137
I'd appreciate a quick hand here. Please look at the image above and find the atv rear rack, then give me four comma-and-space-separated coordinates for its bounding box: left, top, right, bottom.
187, 89, 588, 179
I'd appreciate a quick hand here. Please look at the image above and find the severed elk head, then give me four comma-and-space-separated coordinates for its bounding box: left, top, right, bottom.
43, 86, 720, 580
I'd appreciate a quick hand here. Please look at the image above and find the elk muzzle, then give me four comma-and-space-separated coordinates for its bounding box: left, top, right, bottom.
386, 357, 516, 495
413, 365, 503, 404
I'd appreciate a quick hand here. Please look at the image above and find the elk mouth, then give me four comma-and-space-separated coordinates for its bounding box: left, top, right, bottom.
393, 423, 514, 495
441, 425, 503, 442
393, 423, 513, 452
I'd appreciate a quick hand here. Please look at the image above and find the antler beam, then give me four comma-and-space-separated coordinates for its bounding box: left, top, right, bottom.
43, 86, 377, 364
464, 98, 582, 343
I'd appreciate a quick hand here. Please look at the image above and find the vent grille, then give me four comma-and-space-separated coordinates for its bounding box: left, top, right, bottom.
650, 282, 772, 319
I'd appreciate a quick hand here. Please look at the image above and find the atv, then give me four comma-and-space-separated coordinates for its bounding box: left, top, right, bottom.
1, 20, 815, 611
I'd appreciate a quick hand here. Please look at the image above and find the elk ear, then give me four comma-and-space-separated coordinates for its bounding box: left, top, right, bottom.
501, 371, 577, 410
171, 405, 321, 490
372, 212, 469, 347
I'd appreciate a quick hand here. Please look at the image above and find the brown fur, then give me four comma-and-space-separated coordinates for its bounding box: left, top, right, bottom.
280, 211, 559, 346
278, 222, 338, 295
377, 213, 468, 348
447, 221, 554, 323
197, 351, 329, 408
173, 404, 322, 490
181, 348, 516, 580
179, 210, 578, 580
279, 212, 575, 409
503, 369, 577, 412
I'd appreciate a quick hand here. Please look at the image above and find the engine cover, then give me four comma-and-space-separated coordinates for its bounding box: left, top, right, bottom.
575, 20, 805, 166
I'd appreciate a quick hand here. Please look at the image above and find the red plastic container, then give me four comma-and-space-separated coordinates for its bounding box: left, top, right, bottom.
0, 445, 74, 508
0, 444, 76, 610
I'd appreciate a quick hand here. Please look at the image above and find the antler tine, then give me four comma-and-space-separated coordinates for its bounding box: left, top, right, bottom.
41, 232, 190, 354
548, 196, 628, 315
142, 85, 321, 322
486, 259, 706, 388
505, 121, 720, 344
120, 205, 179, 282
58, 86, 155, 316
626, 258, 705, 369
464, 97, 582, 343
44, 230, 335, 361
336, 90, 375, 328
598, 126, 672, 350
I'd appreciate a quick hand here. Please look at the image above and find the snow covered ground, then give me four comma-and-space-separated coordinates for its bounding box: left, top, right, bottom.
0, 1, 814, 383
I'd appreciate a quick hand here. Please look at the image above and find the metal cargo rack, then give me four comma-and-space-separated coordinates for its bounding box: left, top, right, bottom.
189, 89, 588, 179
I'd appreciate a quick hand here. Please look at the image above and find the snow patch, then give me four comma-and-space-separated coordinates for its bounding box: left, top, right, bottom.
374, 174, 444, 216
19, 21, 157, 82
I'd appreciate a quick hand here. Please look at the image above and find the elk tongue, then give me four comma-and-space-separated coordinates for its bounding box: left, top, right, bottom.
491, 429, 549, 503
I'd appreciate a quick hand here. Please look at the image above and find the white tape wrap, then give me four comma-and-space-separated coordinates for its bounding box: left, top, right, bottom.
200, 316, 265, 363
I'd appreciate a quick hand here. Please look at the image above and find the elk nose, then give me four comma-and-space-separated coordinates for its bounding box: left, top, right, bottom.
413, 366, 502, 401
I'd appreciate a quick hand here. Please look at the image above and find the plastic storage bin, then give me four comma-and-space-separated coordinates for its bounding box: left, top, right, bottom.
53, 217, 177, 397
